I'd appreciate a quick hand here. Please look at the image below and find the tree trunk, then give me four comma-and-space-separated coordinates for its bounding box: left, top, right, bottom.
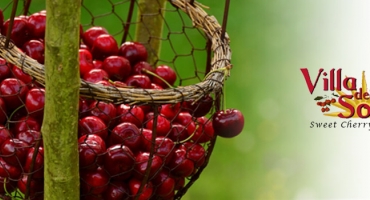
42, 0, 81, 199
135, 0, 167, 65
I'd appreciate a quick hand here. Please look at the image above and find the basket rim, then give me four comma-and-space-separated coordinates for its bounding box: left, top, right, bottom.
0, 0, 232, 105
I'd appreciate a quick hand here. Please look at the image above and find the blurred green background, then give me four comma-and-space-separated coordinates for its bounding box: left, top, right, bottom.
0, 0, 328, 199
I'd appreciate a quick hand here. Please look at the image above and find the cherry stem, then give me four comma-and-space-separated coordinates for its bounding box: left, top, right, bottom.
142, 69, 173, 88
175, 124, 198, 144
5, 105, 25, 130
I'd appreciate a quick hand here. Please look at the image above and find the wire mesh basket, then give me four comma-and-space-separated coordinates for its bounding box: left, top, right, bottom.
0, 0, 231, 199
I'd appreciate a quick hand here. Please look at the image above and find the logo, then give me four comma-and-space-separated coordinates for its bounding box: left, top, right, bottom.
301, 68, 370, 119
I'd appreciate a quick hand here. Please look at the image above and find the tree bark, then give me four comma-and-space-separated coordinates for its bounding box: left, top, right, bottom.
42, 0, 81, 199
135, 0, 167, 65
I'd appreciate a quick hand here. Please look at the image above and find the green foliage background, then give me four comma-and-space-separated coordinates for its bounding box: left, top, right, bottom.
0, 0, 321, 199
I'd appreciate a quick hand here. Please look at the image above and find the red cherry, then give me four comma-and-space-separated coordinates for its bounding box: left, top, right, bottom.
160, 103, 181, 121
0, 98, 7, 124
145, 115, 171, 137
11, 64, 33, 85
116, 104, 144, 128
0, 157, 21, 179
118, 42, 148, 66
132, 61, 155, 75
102, 56, 131, 81
79, 49, 95, 77
12, 116, 41, 135
91, 34, 119, 61
167, 148, 195, 177
134, 152, 163, 179
125, 75, 151, 89
83, 69, 109, 83
183, 95, 213, 117
152, 65, 177, 88
187, 116, 214, 143
174, 176, 185, 190
2, 17, 32, 47
16, 130, 41, 146
22, 40, 45, 64
17, 175, 43, 199
23, 147, 44, 178
79, 139, 106, 171
150, 83, 163, 90
93, 60, 103, 69
0, 138, 30, 167
150, 137, 175, 165
152, 170, 175, 197
80, 167, 109, 195
0, 126, 11, 147
78, 134, 106, 150
96, 80, 113, 87
27, 12, 46, 39
79, 98, 91, 118
25, 88, 45, 119
0, 176, 17, 195
0, 58, 11, 82
82, 26, 109, 49
103, 144, 135, 180
129, 179, 153, 200
140, 128, 153, 150
0, 78, 29, 110
167, 123, 188, 143
180, 142, 206, 168
212, 109, 244, 138
79, 116, 108, 141
88, 100, 117, 126
109, 122, 142, 153
102, 181, 129, 200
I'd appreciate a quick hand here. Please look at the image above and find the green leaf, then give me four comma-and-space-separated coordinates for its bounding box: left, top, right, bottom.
314, 96, 323, 100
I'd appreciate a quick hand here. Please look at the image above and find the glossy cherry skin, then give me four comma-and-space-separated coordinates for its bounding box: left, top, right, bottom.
25, 88, 45, 119
133, 61, 155, 75
12, 116, 41, 135
79, 49, 95, 77
102, 56, 131, 81
0, 58, 11, 82
79, 139, 106, 170
2, 17, 32, 47
129, 179, 153, 200
167, 148, 195, 177
0, 78, 29, 110
180, 142, 206, 168
152, 65, 177, 88
118, 42, 148, 66
23, 147, 44, 178
116, 104, 144, 128
27, 12, 46, 39
0, 126, 11, 147
82, 26, 109, 49
16, 130, 41, 146
183, 95, 213, 117
0, 138, 30, 167
88, 100, 117, 126
91, 34, 119, 61
143, 136, 175, 165
187, 116, 214, 143
83, 69, 109, 83
160, 103, 181, 121
0, 98, 7, 124
11, 64, 33, 85
212, 109, 244, 138
0, 157, 21, 179
102, 181, 129, 200
150, 83, 163, 90
134, 152, 163, 179
93, 60, 103, 69
79, 116, 108, 141
152, 170, 175, 197
145, 115, 171, 137
167, 123, 188, 143
109, 122, 142, 153
80, 167, 109, 195
125, 75, 151, 89
103, 144, 135, 180
78, 134, 106, 150
22, 39, 45, 64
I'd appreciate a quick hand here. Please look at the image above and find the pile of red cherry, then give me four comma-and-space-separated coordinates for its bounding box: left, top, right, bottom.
0, 9, 244, 200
